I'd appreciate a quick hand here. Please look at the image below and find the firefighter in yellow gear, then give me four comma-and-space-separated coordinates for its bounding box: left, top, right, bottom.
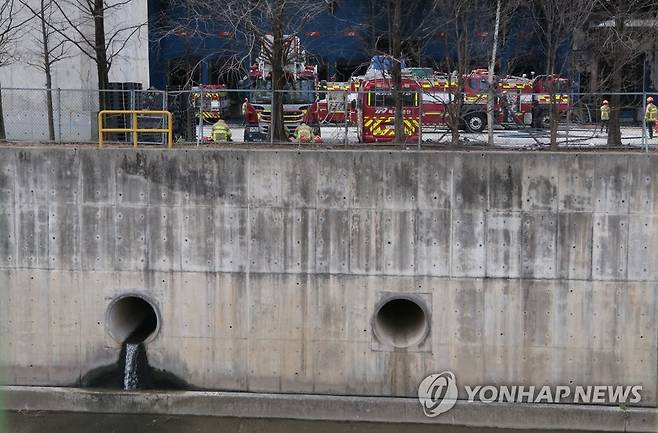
211, 116, 232, 142
241, 98, 248, 116
295, 122, 313, 142
646, 97, 658, 139
599, 100, 609, 133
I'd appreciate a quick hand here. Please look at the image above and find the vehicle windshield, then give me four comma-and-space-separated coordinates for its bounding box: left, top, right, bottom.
469, 78, 488, 92
284, 79, 315, 104
553, 80, 570, 94
542, 78, 570, 94
250, 78, 316, 104
367, 91, 419, 108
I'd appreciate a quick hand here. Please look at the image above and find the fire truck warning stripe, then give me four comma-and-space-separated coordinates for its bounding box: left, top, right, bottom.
537, 95, 569, 103
364, 117, 420, 136
196, 112, 222, 119
403, 119, 420, 129
372, 128, 394, 136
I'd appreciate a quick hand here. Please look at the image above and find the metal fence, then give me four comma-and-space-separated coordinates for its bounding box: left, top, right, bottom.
1, 87, 657, 150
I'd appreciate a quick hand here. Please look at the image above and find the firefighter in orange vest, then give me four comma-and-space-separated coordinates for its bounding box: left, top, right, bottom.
599, 100, 609, 134
646, 96, 658, 139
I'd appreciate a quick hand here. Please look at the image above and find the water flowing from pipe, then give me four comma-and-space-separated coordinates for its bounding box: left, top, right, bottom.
123, 343, 140, 390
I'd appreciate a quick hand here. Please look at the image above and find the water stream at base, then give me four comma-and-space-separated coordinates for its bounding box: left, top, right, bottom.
81, 341, 188, 390
123, 343, 140, 390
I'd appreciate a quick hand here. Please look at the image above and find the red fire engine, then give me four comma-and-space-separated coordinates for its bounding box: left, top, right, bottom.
316, 81, 350, 123
397, 68, 572, 133
356, 63, 485, 140
356, 78, 422, 143
528, 74, 571, 128
353, 54, 574, 142
315, 76, 365, 124
355, 68, 572, 142
242, 35, 321, 141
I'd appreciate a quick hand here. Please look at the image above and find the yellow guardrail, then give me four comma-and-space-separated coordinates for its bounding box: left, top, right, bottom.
98, 110, 173, 148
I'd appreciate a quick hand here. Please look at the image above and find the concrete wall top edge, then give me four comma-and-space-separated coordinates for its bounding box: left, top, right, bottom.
2, 144, 657, 156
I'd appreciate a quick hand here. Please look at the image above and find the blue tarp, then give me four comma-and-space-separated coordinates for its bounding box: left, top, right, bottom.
369, 56, 406, 73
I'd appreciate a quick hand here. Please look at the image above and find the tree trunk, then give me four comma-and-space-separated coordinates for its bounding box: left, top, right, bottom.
391, 0, 404, 143
487, 0, 501, 146
450, 76, 463, 146
549, 92, 558, 149
94, 0, 109, 110
0, 83, 5, 141
45, 73, 55, 141
450, 99, 461, 145
270, 0, 286, 143
450, 30, 466, 146
41, 0, 55, 141
548, 48, 558, 150
184, 48, 195, 140
589, 59, 598, 125
606, 17, 624, 147
369, 0, 376, 50
607, 58, 623, 146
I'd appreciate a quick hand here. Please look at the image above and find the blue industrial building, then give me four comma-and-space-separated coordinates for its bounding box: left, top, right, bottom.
147, 0, 550, 90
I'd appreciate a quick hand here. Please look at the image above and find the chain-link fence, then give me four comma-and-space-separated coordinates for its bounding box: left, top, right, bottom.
1, 87, 657, 150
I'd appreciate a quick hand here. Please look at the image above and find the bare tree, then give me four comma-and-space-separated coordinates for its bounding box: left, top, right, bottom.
23, 0, 146, 109
431, 0, 493, 145
486, 0, 502, 146
532, 0, 594, 149
351, 0, 438, 143
0, 0, 29, 140
20, 0, 70, 140
161, 0, 327, 142
485, 0, 520, 146
586, 1, 658, 146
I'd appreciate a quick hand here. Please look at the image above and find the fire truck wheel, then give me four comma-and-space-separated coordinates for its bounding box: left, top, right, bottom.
465, 113, 486, 133
538, 112, 551, 129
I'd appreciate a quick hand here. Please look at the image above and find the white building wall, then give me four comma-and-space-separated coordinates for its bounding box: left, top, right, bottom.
104, 0, 150, 86
0, 0, 149, 141
0, 0, 149, 89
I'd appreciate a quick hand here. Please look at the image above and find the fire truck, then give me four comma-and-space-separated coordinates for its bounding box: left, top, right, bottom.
354, 56, 573, 142
354, 56, 423, 143
191, 84, 230, 123
410, 68, 571, 132
527, 74, 571, 128
315, 74, 368, 125
355, 58, 481, 139
356, 79, 422, 143
316, 81, 351, 123
412, 68, 509, 133
242, 35, 321, 141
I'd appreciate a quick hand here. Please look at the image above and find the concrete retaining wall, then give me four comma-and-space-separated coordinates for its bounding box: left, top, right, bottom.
0, 147, 656, 406
3, 386, 655, 432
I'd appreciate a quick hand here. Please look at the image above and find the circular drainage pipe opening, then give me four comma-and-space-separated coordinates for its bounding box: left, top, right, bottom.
107, 295, 159, 344
374, 297, 429, 348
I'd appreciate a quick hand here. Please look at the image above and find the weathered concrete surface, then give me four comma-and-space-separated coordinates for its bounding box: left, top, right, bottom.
3, 412, 630, 433
3, 386, 656, 432
0, 147, 656, 411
